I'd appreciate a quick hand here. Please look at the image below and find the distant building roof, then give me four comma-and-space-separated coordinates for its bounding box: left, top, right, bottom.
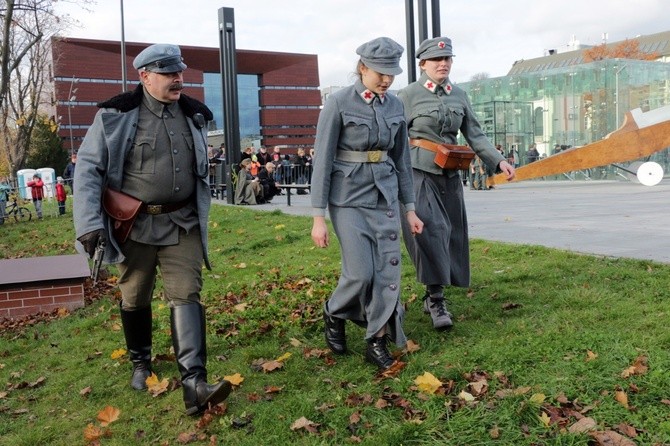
508, 30, 670, 75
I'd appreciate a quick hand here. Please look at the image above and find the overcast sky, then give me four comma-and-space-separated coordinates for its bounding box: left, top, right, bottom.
55, 0, 668, 88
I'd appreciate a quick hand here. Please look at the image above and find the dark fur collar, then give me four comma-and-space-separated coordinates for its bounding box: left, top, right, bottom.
96, 84, 213, 121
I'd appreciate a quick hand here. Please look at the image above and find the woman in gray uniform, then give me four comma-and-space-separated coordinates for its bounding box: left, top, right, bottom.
311, 37, 424, 370
398, 37, 515, 330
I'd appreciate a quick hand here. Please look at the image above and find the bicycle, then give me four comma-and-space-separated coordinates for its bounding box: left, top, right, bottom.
1, 194, 32, 223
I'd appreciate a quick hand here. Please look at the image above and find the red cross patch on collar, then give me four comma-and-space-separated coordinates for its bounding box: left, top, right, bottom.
422, 79, 437, 93
361, 89, 374, 104
444, 83, 452, 95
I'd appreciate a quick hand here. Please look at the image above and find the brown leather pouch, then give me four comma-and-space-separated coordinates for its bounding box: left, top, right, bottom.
102, 188, 142, 243
410, 138, 476, 170
433, 145, 476, 170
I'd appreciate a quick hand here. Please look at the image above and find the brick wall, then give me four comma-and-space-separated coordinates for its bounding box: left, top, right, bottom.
0, 279, 85, 319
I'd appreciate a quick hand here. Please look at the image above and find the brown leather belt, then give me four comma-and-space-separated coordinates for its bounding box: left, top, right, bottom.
140, 197, 192, 215
409, 138, 470, 153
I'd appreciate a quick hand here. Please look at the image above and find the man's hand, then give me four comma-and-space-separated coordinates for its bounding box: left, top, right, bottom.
77, 229, 106, 258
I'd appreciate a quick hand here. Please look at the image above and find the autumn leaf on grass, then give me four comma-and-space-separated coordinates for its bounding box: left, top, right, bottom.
586, 350, 598, 361
405, 339, 420, 354
224, 373, 244, 386
97, 405, 120, 426
290, 416, 320, 433
539, 411, 551, 428
615, 387, 629, 409
568, 417, 597, 433
83, 423, 110, 443
276, 352, 292, 362
110, 348, 126, 360
414, 372, 443, 394
262, 360, 284, 373
145, 373, 169, 397
621, 355, 648, 378
468, 378, 488, 397
80, 386, 92, 398
458, 390, 475, 402
589, 430, 636, 446
234, 262, 247, 269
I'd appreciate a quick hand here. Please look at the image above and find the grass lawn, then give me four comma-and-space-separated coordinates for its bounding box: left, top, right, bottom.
1, 200, 670, 445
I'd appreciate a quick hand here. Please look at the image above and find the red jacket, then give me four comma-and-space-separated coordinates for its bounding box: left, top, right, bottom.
55, 183, 67, 202
27, 178, 44, 200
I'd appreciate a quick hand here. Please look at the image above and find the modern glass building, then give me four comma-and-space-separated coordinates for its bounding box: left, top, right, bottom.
460, 59, 670, 174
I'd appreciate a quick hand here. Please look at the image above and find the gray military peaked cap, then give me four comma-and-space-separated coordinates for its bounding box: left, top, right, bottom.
356, 37, 404, 76
133, 44, 187, 73
415, 37, 455, 60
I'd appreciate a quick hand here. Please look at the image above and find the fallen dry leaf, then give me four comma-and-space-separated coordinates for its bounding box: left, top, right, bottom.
97, 405, 120, 427
458, 390, 475, 402
83, 423, 105, 443
405, 339, 420, 353
80, 386, 92, 398
569, 417, 597, 433
276, 352, 292, 362
145, 373, 169, 397
586, 350, 598, 361
620, 355, 648, 378
261, 360, 284, 373
223, 373, 244, 386
615, 388, 629, 409
590, 430, 636, 446
110, 348, 126, 360
414, 372, 443, 394
290, 416, 320, 433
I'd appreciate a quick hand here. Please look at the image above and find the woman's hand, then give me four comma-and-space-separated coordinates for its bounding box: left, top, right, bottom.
405, 210, 424, 235
498, 160, 516, 181
311, 216, 330, 248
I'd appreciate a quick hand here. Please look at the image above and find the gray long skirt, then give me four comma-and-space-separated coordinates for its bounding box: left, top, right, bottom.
401, 169, 470, 288
325, 198, 406, 347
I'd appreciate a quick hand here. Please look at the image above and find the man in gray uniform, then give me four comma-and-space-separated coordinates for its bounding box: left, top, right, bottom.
73, 44, 230, 416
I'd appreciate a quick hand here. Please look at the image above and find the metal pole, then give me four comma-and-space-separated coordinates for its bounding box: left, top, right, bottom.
417, 0, 428, 43
404, 0, 416, 83
218, 7, 241, 204
67, 77, 78, 154
120, 0, 127, 92
430, 0, 441, 37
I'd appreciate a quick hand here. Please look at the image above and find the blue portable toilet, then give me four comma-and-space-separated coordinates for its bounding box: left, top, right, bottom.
36, 167, 56, 198
16, 169, 37, 200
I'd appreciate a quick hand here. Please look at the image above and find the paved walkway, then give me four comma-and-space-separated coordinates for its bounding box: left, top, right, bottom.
214, 179, 670, 264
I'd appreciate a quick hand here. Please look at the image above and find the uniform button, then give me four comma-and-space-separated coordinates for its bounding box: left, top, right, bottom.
173, 149, 178, 154
390, 258, 399, 266
386, 210, 394, 218
169, 131, 175, 136
389, 284, 398, 291
175, 167, 181, 172
389, 233, 398, 241
175, 187, 180, 192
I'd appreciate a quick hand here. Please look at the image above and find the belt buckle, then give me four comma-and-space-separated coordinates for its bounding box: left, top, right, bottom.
146, 204, 162, 215
367, 151, 382, 163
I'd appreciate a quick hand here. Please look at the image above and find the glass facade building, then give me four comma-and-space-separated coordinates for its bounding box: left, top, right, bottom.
459, 59, 670, 176
203, 73, 261, 142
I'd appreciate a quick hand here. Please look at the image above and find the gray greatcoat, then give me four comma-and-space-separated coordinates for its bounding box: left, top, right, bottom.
73, 85, 212, 268
311, 80, 416, 346
398, 72, 505, 287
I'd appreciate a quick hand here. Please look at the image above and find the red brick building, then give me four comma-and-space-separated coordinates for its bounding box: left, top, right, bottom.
51, 37, 321, 153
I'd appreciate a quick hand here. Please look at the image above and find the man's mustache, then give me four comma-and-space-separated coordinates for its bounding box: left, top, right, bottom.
169, 83, 183, 91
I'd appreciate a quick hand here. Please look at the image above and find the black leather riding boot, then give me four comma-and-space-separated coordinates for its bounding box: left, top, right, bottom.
365, 336, 394, 370
170, 303, 231, 416
119, 304, 153, 390
323, 311, 347, 354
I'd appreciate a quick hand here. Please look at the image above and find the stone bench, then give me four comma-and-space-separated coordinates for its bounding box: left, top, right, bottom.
0, 254, 90, 319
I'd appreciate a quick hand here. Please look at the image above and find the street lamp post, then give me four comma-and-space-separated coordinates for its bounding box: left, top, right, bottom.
67, 77, 79, 154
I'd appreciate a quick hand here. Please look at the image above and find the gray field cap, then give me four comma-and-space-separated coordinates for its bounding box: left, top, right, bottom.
416, 37, 455, 60
133, 44, 187, 73
356, 37, 404, 76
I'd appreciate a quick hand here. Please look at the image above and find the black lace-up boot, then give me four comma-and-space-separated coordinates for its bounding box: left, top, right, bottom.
365, 336, 394, 370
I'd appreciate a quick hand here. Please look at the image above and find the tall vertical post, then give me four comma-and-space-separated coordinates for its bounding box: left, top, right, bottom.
404, 0, 416, 83
430, 0, 441, 37
417, 0, 428, 43
218, 7, 241, 204
120, 0, 127, 92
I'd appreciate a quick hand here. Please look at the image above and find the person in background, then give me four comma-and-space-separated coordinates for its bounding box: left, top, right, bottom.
249, 154, 261, 177
63, 152, 77, 193
240, 146, 253, 161
256, 146, 272, 165
26, 174, 44, 219
398, 36, 515, 330
257, 162, 282, 202
526, 143, 540, 163
55, 176, 67, 215
234, 158, 263, 205
310, 37, 423, 371
0, 176, 11, 225
73, 43, 231, 416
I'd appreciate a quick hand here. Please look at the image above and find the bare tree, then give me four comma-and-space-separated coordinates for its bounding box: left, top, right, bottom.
0, 0, 85, 175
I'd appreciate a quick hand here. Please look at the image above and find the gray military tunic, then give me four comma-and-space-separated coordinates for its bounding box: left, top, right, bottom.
311, 80, 416, 347
398, 72, 505, 288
